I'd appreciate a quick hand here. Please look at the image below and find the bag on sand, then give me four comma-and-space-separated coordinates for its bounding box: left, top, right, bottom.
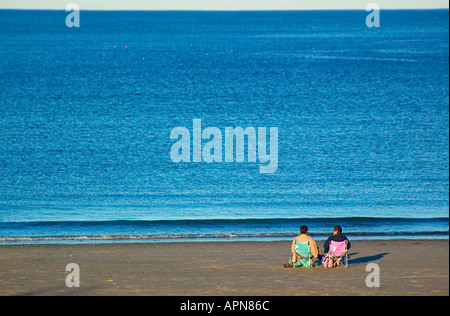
322, 257, 333, 268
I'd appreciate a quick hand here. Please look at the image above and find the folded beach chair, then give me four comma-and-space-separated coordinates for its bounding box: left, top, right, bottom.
294, 241, 314, 268
323, 240, 348, 268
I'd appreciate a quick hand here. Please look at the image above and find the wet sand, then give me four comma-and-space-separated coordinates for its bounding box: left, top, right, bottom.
0, 240, 448, 296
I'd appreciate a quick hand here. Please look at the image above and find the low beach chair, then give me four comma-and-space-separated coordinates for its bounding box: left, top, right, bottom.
323, 240, 348, 268
294, 241, 314, 268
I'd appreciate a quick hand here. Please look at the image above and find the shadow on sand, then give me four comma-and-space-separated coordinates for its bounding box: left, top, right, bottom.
348, 252, 389, 265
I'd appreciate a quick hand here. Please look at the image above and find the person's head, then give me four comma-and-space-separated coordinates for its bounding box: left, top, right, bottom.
300, 225, 308, 235
333, 225, 342, 235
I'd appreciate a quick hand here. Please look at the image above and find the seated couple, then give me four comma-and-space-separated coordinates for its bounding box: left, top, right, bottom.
288, 225, 351, 268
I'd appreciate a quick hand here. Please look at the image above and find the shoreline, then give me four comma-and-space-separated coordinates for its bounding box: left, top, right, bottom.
0, 235, 449, 246
2, 217, 447, 244
0, 239, 448, 296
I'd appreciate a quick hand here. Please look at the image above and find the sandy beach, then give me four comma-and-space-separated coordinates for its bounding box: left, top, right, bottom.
0, 240, 448, 296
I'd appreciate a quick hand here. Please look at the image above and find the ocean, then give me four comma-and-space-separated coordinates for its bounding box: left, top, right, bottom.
0, 10, 448, 244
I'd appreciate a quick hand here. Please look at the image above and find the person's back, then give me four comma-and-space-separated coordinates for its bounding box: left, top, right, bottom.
323, 225, 351, 254
291, 225, 319, 260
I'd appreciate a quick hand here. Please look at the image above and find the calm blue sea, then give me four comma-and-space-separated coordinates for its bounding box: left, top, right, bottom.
0, 10, 448, 244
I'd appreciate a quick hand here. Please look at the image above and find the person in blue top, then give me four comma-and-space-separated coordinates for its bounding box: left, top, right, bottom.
323, 225, 351, 253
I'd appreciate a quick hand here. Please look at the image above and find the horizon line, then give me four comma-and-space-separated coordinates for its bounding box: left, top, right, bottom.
1, 8, 449, 12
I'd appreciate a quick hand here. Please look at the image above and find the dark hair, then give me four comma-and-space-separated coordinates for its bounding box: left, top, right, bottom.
300, 225, 308, 234
334, 225, 342, 233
